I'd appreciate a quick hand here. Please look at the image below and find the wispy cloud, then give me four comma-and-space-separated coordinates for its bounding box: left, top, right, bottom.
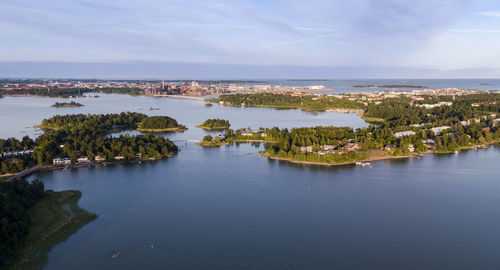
451, 29, 500, 33
477, 11, 500, 18
262, 34, 333, 48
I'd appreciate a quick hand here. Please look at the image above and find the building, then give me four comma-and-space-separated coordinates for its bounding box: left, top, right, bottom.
431, 126, 451, 136
95, 156, 106, 162
394, 131, 416, 139
299, 146, 313, 153
416, 102, 452, 109
114, 156, 125, 160
345, 143, 361, 152
384, 145, 396, 153
77, 157, 90, 163
53, 158, 71, 165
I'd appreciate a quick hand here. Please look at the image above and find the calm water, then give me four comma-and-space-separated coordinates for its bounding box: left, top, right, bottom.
1, 94, 500, 269
259, 78, 500, 93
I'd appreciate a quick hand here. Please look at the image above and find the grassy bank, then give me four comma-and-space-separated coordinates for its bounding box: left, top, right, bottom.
6, 190, 97, 270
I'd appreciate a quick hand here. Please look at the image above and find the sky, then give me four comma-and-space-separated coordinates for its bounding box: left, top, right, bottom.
1, 0, 500, 78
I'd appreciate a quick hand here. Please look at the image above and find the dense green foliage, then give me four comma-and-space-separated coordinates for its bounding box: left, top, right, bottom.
365, 94, 500, 128
198, 119, 230, 129
210, 93, 364, 110
51, 101, 83, 107
0, 179, 45, 266
0, 113, 180, 175
35, 113, 179, 164
138, 116, 185, 130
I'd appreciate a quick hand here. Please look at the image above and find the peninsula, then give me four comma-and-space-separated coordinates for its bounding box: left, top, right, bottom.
1, 112, 181, 178
0, 179, 96, 269
199, 90, 500, 166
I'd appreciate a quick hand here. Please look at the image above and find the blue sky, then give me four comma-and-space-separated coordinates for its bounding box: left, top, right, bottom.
1, 0, 500, 78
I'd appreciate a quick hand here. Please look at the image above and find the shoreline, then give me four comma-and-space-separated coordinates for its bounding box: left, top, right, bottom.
5, 190, 97, 270
195, 125, 230, 130
260, 143, 498, 167
137, 127, 187, 132
2, 157, 175, 180
260, 152, 422, 167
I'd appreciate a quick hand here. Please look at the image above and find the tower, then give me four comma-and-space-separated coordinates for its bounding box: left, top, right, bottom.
162, 72, 165, 90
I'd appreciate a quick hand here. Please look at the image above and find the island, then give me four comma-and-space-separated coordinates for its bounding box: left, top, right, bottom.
0, 179, 96, 269
207, 93, 364, 111
137, 116, 187, 132
50, 101, 83, 107
196, 119, 230, 130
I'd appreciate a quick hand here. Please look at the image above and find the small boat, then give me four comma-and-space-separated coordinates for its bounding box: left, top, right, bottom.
454, 151, 459, 154
356, 161, 372, 167
112, 250, 120, 259
138, 161, 142, 164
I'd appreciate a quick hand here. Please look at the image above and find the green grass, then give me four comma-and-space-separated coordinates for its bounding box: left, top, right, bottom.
6, 190, 97, 270
360, 115, 385, 123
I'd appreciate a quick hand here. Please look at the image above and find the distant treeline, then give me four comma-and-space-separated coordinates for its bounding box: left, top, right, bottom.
0, 87, 142, 98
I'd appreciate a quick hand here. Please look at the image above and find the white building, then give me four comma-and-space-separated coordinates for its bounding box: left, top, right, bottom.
394, 131, 416, 139
53, 158, 71, 165
431, 126, 451, 136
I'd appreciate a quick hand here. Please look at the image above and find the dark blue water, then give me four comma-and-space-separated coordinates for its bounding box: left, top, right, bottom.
1, 94, 500, 269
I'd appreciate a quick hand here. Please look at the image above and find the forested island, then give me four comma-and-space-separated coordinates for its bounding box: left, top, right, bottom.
196, 119, 230, 130
137, 116, 187, 132
200, 92, 500, 165
51, 101, 83, 107
0, 179, 96, 269
1, 112, 182, 177
207, 93, 364, 111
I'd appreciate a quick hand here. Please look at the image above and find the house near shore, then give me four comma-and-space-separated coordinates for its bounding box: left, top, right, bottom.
95, 155, 106, 162
77, 157, 90, 163
114, 156, 125, 160
384, 145, 396, 153
53, 157, 71, 165
299, 146, 313, 153
423, 139, 436, 149
345, 143, 361, 152
323, 145, 336, 151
